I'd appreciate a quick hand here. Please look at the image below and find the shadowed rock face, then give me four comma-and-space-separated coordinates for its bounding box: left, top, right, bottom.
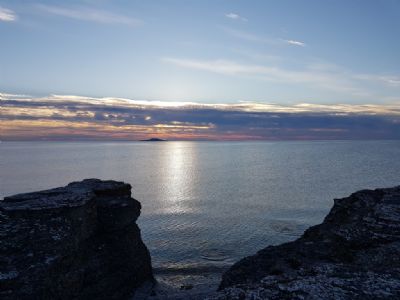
212, 186, 400, 299
0, 179, 153, 300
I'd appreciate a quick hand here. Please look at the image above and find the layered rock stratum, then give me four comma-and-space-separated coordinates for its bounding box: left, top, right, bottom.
0, 179, 153, 300
211, 186, 400, 299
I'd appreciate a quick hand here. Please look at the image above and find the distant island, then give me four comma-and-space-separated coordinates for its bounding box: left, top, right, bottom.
139, 138, 166, 142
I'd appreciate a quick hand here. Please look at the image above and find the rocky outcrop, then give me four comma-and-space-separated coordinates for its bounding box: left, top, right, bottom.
212, 186, 400, 299
0, 179, 153, 300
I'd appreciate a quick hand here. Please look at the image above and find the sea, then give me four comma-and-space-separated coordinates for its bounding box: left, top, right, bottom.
1, 141, 400, 273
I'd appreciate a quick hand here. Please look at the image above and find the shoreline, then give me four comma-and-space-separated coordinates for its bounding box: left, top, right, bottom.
2, 180, 400, 299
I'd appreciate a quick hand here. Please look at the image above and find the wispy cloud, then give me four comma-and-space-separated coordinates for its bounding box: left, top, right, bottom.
37, 4, 141, 25
0, 7, 17, 22
284, 39, 306, 47
225, 12, 247, 22
163, 56, 400, 98
163, 57, 366, 95
354, 74, 400, 87
2, 92, 399, 115
163, 57, 272, 76
1, 93, 400, 141
223, 27, 306, 48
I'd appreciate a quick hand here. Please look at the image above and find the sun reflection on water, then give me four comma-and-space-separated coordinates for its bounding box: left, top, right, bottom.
160, 142, 197, 214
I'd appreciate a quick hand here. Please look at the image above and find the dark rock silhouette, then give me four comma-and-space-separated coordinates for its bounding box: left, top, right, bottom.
0, 179, 153, 300
140, 138, 166, 142
211, 186, 400, 299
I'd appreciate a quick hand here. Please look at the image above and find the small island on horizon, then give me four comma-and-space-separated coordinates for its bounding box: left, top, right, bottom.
139, 138, 167, 142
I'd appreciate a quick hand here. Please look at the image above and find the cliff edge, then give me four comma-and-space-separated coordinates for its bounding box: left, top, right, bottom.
0, 179, 153, 300
211, 186, 400, 299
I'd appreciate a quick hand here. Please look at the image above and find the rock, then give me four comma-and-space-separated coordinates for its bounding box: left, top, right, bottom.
180, 284, 194, 290
211, 186, 400, 299
0, 179, 153, 300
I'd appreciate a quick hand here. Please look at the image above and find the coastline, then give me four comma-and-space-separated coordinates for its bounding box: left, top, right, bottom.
1, 179, 400, 299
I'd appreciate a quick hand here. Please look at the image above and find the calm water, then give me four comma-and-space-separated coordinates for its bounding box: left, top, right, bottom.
1, 141, 400, 269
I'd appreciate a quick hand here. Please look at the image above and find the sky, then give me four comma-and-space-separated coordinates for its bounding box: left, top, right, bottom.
1, 0, 400, 140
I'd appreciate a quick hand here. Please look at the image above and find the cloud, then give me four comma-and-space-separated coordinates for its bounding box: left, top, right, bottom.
163, 56, 400, 97
0, 7, 17, 22
225, 13, 247, 22
223, 27, 306, 48
1, 93, 400, 141
354, 74, 400, 87
37, 4, 141, 25
2, 92, 400, 115
163, 57, 273, 76
285, 39, 306, 47
162, 57, 363, 94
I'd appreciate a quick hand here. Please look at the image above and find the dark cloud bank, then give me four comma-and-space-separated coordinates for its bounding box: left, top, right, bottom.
1, 94, 400, 140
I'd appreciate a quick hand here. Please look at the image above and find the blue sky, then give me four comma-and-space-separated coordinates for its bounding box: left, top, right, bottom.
1, 1, 400, 140
1, 0, 400, 104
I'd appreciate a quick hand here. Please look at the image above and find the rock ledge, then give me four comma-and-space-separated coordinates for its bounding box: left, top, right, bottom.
211, 186, 400, 299
0, 179, 153, 300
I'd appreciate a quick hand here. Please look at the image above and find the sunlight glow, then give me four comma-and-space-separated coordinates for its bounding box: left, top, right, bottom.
161, 142, 197, 214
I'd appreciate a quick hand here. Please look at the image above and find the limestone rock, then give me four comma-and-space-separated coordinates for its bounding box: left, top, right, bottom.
212, 186, 400, 299
0, 179, 153, 300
